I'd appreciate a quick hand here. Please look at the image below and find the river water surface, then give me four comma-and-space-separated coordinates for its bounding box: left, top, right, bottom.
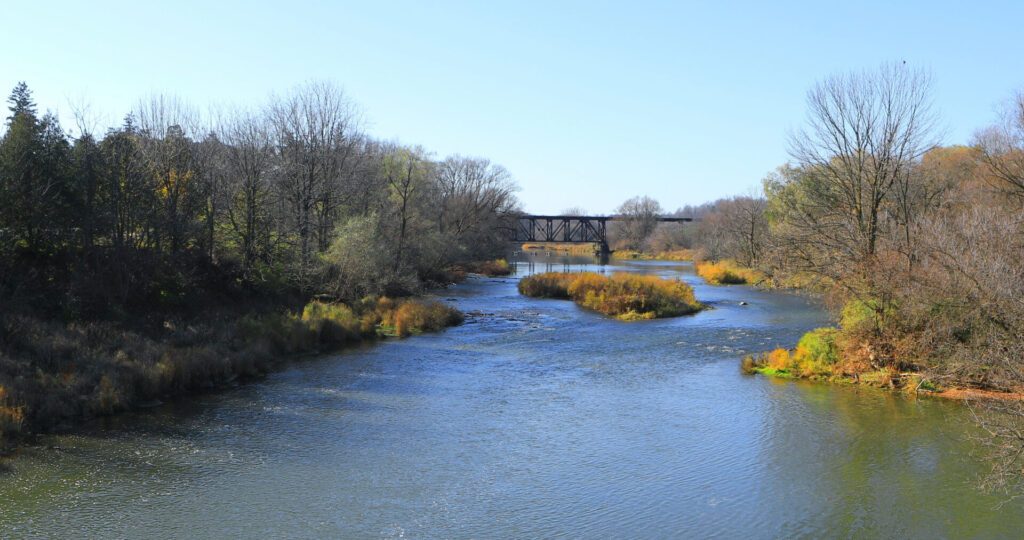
1, 255, 1022, 538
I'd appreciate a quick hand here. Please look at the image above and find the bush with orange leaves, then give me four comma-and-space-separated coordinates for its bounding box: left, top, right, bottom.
518, 272, 703, 320
742, 328, 840, 378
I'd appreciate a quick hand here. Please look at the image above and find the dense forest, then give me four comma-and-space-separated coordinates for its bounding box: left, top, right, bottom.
0, 81, 518, 448
0, 81, 519, 313
608, 64, 1024, 494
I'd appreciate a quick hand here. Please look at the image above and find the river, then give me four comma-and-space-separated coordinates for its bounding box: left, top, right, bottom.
1, 254, 1022, 538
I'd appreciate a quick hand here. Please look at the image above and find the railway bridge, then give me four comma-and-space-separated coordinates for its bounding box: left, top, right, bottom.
507, 214, 693, 256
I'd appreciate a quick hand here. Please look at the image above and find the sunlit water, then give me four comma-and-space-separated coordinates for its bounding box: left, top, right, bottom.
1, 254, 1022, 538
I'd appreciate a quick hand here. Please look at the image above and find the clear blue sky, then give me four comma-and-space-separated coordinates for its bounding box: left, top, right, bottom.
2, 0, 1023, 214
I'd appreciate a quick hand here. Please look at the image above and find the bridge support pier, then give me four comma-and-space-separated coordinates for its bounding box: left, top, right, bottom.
598, 240, 611, 264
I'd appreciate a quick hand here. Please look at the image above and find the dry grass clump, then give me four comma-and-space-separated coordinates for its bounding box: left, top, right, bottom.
381, 300, 465, 337
518, 272, 703, 320
695, 260, 765, 285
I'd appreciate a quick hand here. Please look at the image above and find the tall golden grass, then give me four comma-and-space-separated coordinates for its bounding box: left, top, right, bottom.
695, 260, 765, 285
518, 272, 703, 320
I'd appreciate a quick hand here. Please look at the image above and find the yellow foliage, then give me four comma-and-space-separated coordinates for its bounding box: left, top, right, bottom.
156, 169, 195, 200
695, 260, 765, 285
766, 348, 793, 371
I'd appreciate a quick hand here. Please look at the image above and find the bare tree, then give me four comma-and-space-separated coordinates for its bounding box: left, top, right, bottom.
611, 195, 662, 250
381, 144, 432, 273
134, 95, 204, 254
435, 155, 517, 238
269, 81, 359, 286
781, 63, 938, 282
560, 206, 587, 216
701, 195, 768, 266
218, 109, 276, 275
976, 91, 1024, 202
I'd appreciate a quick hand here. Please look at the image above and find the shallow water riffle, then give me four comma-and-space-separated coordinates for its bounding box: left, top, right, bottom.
1, 254, 1021, 539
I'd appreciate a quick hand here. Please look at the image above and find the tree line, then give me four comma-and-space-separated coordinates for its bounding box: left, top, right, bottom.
0, 81, 519, 318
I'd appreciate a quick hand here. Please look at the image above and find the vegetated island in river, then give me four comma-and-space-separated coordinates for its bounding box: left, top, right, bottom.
518, 272, 704, 320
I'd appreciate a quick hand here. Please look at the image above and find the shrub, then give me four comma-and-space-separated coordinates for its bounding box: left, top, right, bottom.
518, 272, 703, 319
766, 348, 793, 371
792, 327, 840, 377
840, 298, 896, 335
745, 329, 840, 379
741, 355, 759, 374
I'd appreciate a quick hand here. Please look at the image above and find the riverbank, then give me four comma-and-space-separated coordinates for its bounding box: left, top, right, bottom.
611, 249, 697, 262
0, 296, 462, 455
740, 332, 1024, 401
447, 259, 512, 278
744, 359, 1024, 401
521, 242, 599, 256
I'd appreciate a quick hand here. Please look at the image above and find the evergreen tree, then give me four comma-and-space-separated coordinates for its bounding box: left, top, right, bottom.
6, 81, 37, 124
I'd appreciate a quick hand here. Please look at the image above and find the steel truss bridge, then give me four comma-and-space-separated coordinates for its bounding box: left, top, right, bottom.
507, 214, 693, 254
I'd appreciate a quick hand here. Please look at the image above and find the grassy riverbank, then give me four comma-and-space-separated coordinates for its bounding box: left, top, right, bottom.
518, 272, 703, 320
521, 242, 599, 256
695, 260, 766, 285
0, 297, 462, 454
450, 259, 511, 277
611, 249, 697, 262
